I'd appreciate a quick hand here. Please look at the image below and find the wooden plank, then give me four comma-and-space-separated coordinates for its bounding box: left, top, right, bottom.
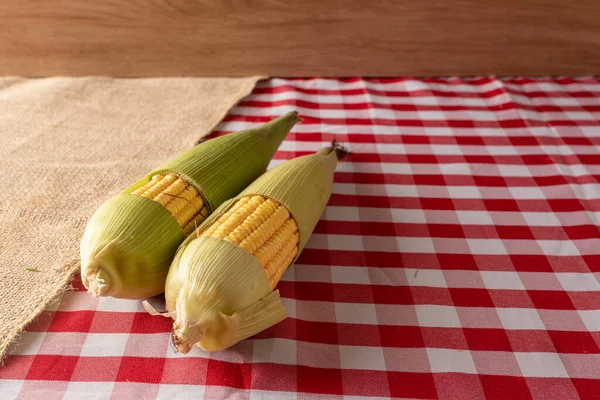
0, 0, 599, 76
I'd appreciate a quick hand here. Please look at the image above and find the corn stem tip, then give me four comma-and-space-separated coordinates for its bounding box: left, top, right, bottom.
86, 275, 108, 297
84, 268, 111, 297
172, 321, 204, 354
271, 111, 301, 134
285, 110, 302, 124
171, 333, 194, 354
330, 139, 350, 160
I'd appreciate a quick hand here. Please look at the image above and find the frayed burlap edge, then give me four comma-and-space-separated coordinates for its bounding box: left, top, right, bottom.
0, 261, 80, 365
0, 76, 262, 362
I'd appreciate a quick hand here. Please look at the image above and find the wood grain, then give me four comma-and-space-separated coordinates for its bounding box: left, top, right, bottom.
0, 0, 599, 76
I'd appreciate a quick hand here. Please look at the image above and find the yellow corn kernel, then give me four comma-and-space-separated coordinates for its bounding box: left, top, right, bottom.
266, 230, 298, 267
264, 231, 298, 289
182, 208, 209, 236
174, 196, 205, 227
253, 220, 297, 267
164, 186, 201, 216
202, 196, 251, 237
225, 199, 278, 245
210, 196, 265, 239
154, 178, 188, 206
240, 206, 290, 256
269, 244, 298, 289
131, 173, 207, 233
141, 174, 177, 199
132, 175, 163, 195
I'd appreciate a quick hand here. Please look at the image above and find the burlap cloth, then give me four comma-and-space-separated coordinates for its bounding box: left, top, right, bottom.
0, 77, 260, 361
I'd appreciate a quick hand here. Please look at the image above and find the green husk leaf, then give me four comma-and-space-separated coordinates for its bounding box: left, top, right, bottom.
80, 194, 184, 299
124, 111, 301, 213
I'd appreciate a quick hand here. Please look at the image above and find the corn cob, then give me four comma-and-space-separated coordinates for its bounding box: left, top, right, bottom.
201, 195, 300, 290
131, 173, 208, 231
162, 144, 348, 353
80, 112, 300, 299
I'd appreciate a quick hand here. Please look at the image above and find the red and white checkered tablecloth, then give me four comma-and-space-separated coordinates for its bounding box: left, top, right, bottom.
2, 77, 600, 399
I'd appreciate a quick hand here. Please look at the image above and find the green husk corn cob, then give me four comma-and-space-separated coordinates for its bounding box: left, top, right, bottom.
157, 144, 348, 353
80, 112, 300, 299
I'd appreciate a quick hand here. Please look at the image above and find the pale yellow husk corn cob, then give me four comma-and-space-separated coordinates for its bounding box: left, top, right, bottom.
158, 144, 348, 353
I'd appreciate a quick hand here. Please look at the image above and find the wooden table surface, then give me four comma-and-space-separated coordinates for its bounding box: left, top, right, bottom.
0, 0, 598, 77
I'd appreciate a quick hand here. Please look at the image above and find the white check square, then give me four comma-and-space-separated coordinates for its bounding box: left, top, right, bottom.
249, 390, 297, 400
447, 186, 481, 199
481, 271, 525, 290
391, 208, 427, 224
64, 382, 115, 400
253, 338, 297, 365
80, 333, 129, 357
578, 310, 600, 331
331, 266, 370, 285
427, 348, 477, 374
321, 235, 364, 251
497, 308, 545, 330
397, 237, 435, 253
415, 305, 461, 328
157, 384, 205, 400
497, 164, 532, 177
339, 345, 386, 371
515, 352, 569, 378
467, 238, 508, 255
557, 273, 600, 291
335, 303, 378, 324
281, 297, 296, 319
12, 331, 46, 355
97, 296, 141, 312
0, 380, 24, 400
324, 206, 360, 222
405, 268, 447, 288
537, 240, 580, 256
522, 212, 561, 227
456, 211, 494, 226
509, 186, 545, 199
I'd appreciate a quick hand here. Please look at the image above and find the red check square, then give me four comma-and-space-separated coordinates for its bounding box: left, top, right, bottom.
387, 371, 437, 399
26, 355, 78, 381
205, 359, 252, 389
297, 366, 343, 395
116, 357, 165, 384
479, 375, 532, 400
